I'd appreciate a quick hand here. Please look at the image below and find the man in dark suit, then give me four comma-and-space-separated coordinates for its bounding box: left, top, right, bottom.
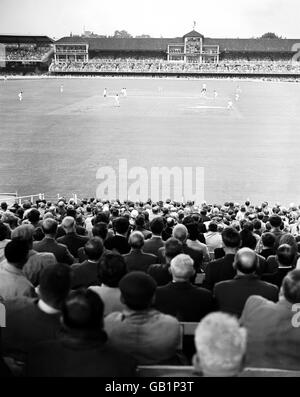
104, 217, 131, 255
240, 270, 300, 370
166, 224, 203, 273
262, 244, 295, 288
155, 254, 214, 322
148, 238, 183, 286
57, 216, 89, 259
56, 207, 87, 238
214, 248, 278, 317
33, 219, 74, 265
260, 232, 276, 260
123, 232, 157, 273
203, 227, 241, 290
27, 289, 136, 377
2, 264, 71, 368
71, 237, 104, 288
143, 217, 165, 256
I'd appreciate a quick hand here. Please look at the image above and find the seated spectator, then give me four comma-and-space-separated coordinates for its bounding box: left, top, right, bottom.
204, 222, 223, 260
193, 312, 247, 377
269, 214, 285, 248
104, 271, 181, 364
105, 217, 131, 254
2, 264, 71, 369
155, 254, 214, 321
123, 231, 157, 273
0, 240, 34, 299
263, 244, 296, 287
134, 214, 151, 240
214, 248, 278, 317
71, 237, 104, 288
203, 227, 241, 290
11, 224, 56, 286
89, 252, 127, 316
56, 206, 87, 238
186, 223, 210, 266
57, 217, 89, 259
33, 219, 74, 265
241, 270, 300, 370
0, 222, 10, 264
171, 224, 203, 273
259, 232, 276, 260
26, 208, 42, 231
26, 289, 136, 377
148, 237, 183, 286
77, 222, 108, 262
143, 217, 165, 256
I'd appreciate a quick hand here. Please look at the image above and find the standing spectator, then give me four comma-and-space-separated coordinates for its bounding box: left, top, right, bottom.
27, 289, 136, 377
105, 272, 181, 365
123, 232, 157, 273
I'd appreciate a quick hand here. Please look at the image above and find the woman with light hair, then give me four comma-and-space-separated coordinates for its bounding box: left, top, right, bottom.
193, 312, 247, 377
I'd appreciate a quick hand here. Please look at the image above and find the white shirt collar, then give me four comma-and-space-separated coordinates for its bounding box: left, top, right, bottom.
38, 299, 60, 314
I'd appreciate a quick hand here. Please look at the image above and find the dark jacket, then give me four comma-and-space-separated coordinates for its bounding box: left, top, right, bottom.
1, 298, 61, 362
26, 330, 136, 377
57, 232, 89, 259
214, 274, 279, 317
104, 235, 130, 255
203, 253, 236, 290
157, 244, 203, 273
33, 237, 74, 265
123, 249, 157, 273
143, 236, 165, 256
71, 260, 100, 289
155, 281, 214, 322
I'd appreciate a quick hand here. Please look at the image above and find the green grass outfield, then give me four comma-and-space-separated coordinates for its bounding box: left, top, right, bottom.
0, 76, 300, 204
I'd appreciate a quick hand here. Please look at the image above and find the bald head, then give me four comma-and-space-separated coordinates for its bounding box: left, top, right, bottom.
173, 224, 188, 243
129, 231, 144, 250
62, 216, 76, 233
234, 248, 258, 275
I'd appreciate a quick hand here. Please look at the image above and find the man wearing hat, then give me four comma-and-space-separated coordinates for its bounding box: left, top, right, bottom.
104, 271, 181, 365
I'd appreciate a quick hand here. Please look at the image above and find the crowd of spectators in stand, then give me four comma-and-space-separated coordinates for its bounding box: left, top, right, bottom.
1, 196, 300, 377
49, 57, 300, 74
4, 46, 52, 61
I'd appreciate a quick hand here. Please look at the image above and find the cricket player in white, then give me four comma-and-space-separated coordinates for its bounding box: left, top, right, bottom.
18, 91, 23, 101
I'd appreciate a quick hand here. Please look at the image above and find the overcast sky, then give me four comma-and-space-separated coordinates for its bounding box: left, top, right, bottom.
1, 0, 299, 39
